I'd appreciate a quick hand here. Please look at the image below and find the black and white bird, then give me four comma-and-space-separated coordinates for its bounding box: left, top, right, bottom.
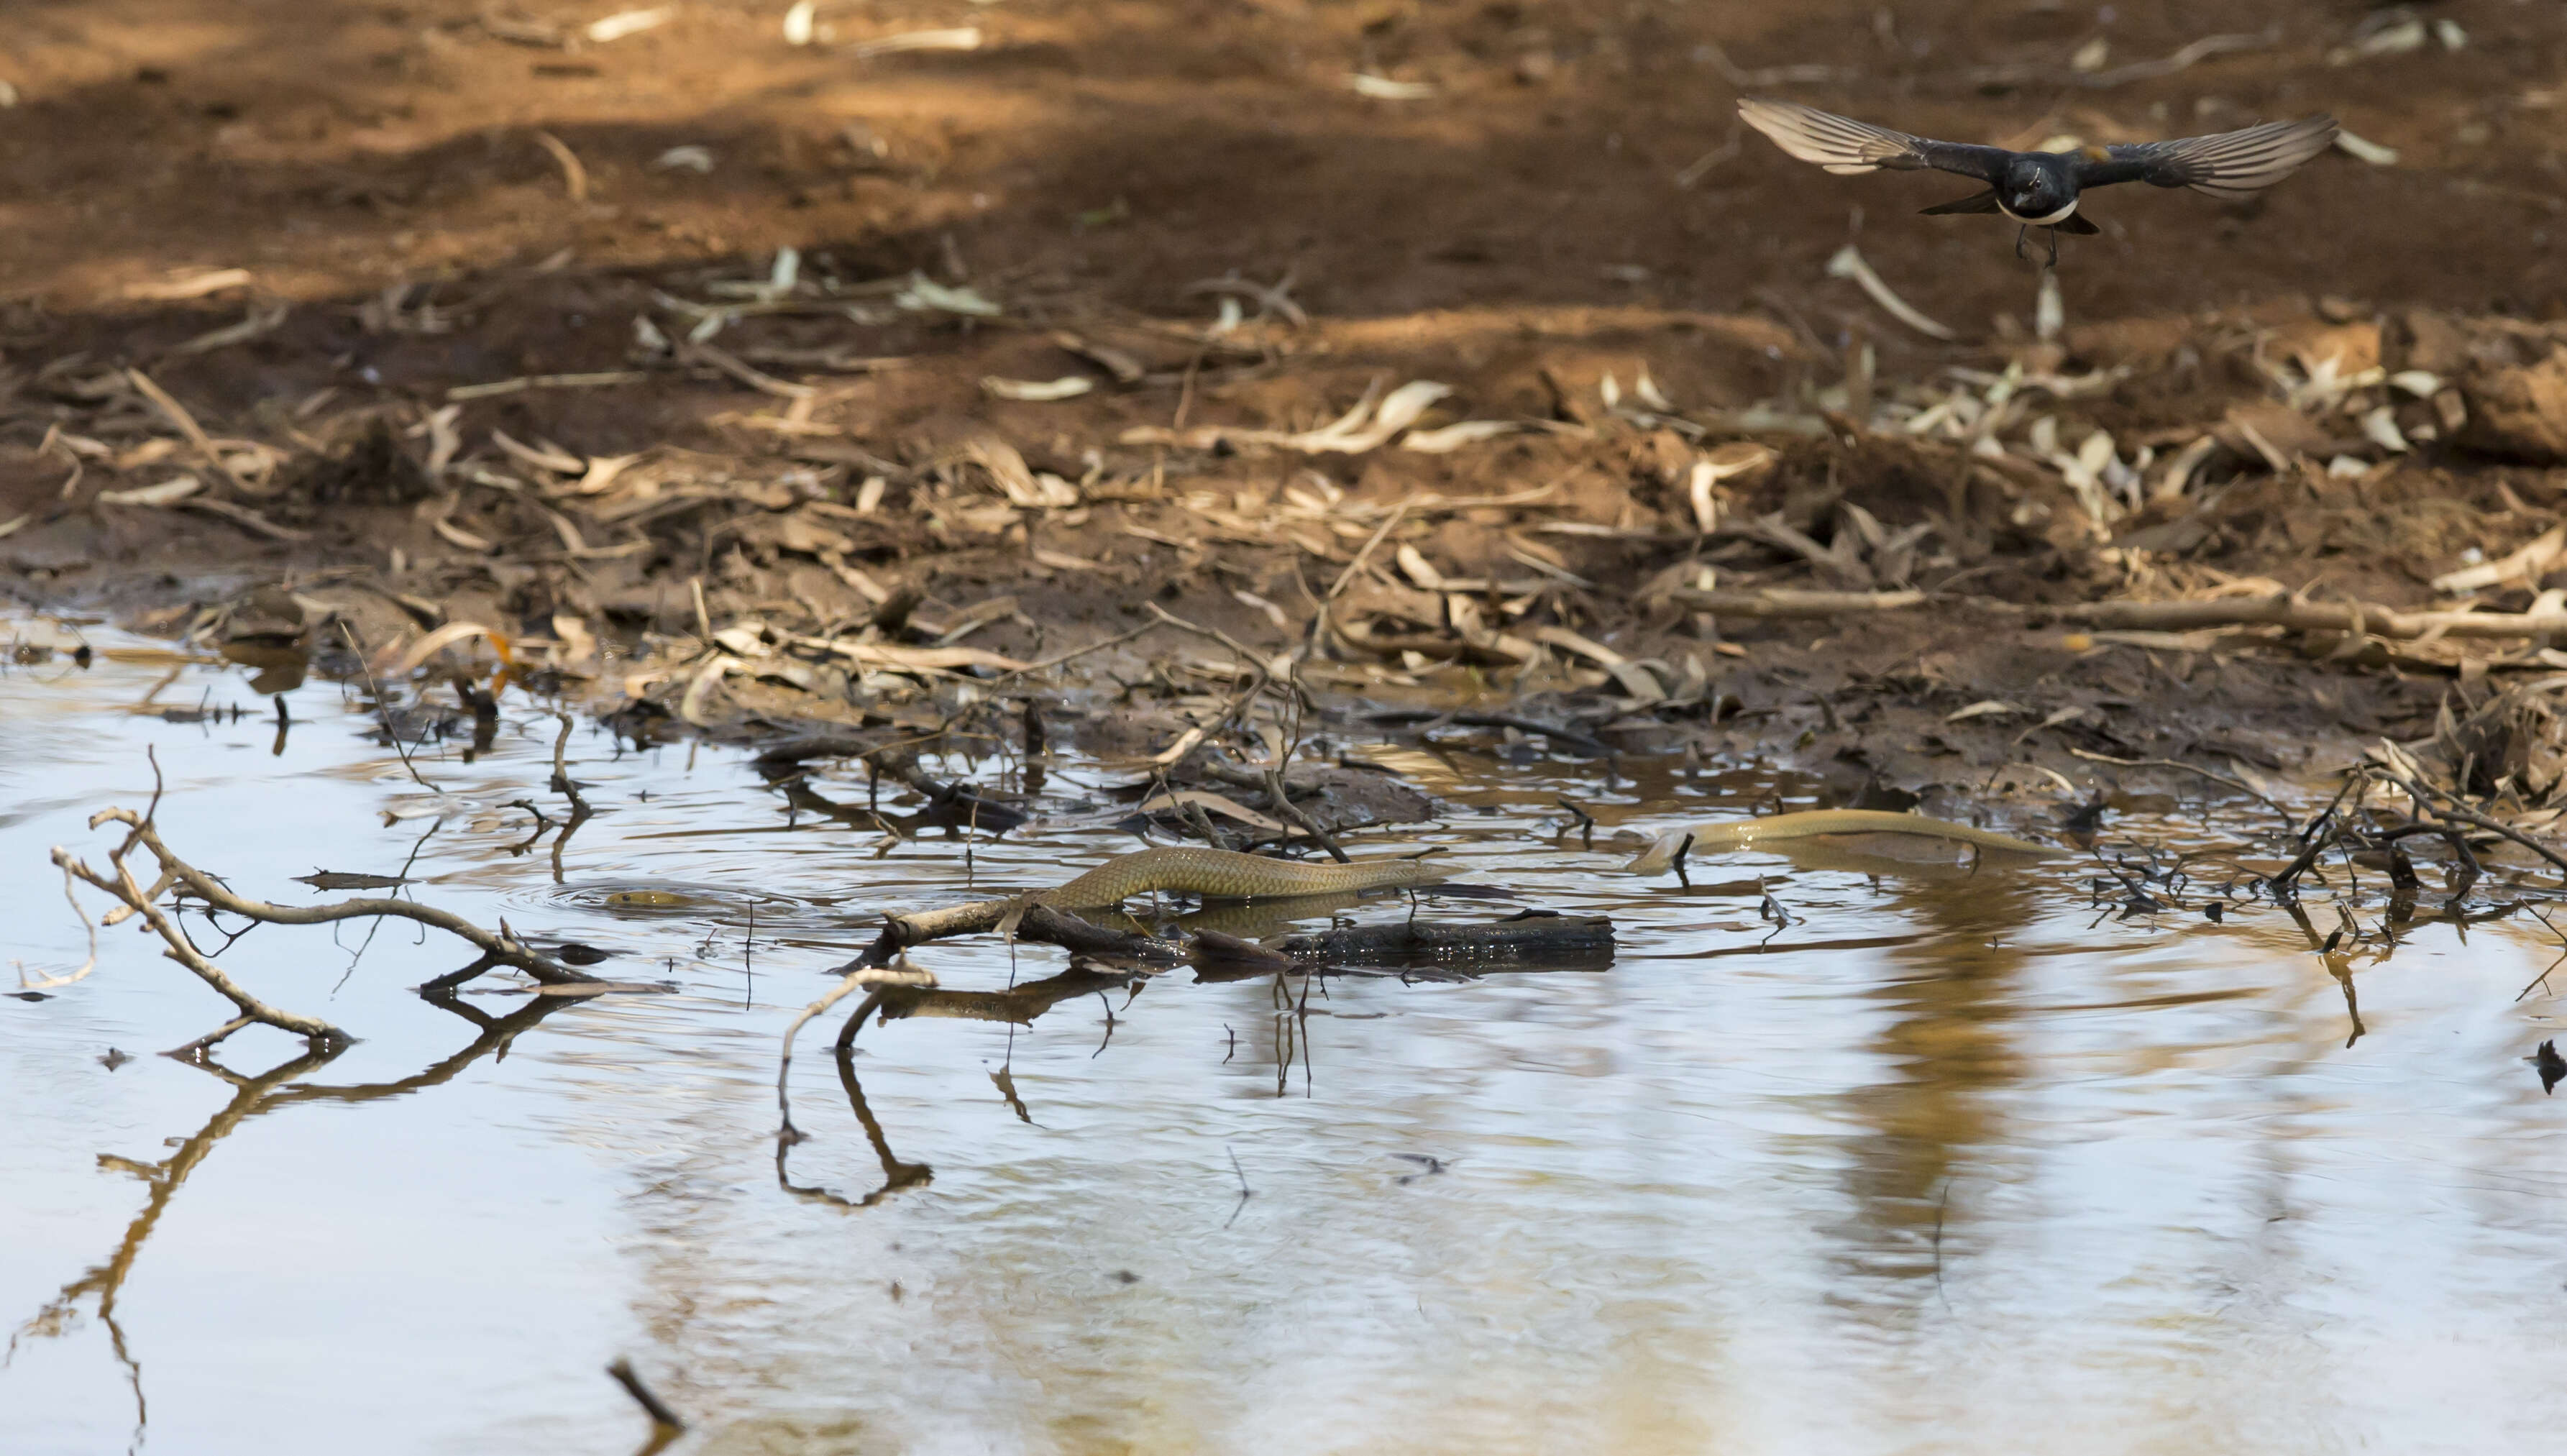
1737, 99, 2338, 264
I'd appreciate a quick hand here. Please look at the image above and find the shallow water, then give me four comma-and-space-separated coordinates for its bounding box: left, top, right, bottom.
7, 626, 2567, 1455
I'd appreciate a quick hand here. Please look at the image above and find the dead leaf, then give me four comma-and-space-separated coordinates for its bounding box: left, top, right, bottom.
963, 436, 1078, 508
982, 375, 1094, 402
95, 477, 203, 507
552, 613, 598, 667
490, 429, 583, 475
1347, 73, 1437, 99
679, 654, 736, 725
1135, 789, 1288, 833
1401, 420, 1526, 452
2434, 523, 2566, 595
378, 621, 509, 679
1530, 624, 1629, 667
1396, 544, 1445, 590
1946, 700, 2023, 722
1151, 724, 1209, 766
854, 26, 982, 58
124, 268, 252, 302
802, 638, 1029, 672
586, 6, 674, 42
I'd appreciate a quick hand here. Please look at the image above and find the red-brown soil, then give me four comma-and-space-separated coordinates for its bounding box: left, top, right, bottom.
5, 0, 2565, 800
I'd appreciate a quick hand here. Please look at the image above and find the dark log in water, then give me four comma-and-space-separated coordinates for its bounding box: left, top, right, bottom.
1271, 911, 1616, 967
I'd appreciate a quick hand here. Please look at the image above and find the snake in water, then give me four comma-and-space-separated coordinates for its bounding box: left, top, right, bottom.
882, 846, 1445, 950
888, 818, 2045, 952
1624, 810, 2056, 874
1035, 846, 1440, 906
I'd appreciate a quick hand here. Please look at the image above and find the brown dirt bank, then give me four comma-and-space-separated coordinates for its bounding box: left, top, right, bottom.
4, 0, 2566, 825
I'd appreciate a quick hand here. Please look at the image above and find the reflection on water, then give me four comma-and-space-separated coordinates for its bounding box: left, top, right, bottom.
8, 630, 2567, 1453
776, 1050, 935, 1212
9, 994, 581, 1450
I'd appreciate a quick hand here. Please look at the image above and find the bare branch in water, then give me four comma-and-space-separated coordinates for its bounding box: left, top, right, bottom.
47, 754, 631, 1053
340, 621, 441, 792
15, 859, 101, 992
776, 959, 937, 1145
606, 1358, 686, 1434
2372, 765, 2567, 884
505, 711, 597, 884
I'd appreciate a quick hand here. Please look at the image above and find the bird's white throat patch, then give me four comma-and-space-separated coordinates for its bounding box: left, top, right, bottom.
2000, 198, 2079, 225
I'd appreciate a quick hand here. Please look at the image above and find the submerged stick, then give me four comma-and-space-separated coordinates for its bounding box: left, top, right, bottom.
341, 621, 440, 792
605, 1360, 684, 1433
2373, 767, 2567, 883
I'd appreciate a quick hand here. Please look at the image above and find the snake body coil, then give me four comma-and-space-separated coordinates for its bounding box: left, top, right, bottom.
1626, 810, 2054, 874
1039, 846, 1438, 906
882, 846, 1441, 951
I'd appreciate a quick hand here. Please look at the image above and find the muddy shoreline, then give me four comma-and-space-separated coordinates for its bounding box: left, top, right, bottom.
4, 290, 2553, 838
6, 0, 2567, 848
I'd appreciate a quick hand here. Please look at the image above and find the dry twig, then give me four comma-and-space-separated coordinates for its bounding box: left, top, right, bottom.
47, 753, 616, 1055
776, 960, 938, 1140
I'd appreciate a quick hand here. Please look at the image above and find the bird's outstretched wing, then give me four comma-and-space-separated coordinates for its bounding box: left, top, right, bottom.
2078, 116, 2337, 199
1738, 99, 2008, 182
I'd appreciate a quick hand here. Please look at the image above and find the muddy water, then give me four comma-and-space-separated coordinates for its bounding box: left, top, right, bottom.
7, 629, 2567, 1456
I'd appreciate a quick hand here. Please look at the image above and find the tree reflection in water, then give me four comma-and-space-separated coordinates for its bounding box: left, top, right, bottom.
4, 993, 582, 1450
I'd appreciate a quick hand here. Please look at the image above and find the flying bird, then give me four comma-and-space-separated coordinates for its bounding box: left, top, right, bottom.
1737, 99, 2338, 264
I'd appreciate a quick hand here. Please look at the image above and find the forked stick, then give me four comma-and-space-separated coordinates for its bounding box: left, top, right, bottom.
50, 754, 612, 1053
